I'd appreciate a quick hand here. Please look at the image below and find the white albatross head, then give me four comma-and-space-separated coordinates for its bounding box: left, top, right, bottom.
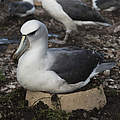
13, 20, 48, 59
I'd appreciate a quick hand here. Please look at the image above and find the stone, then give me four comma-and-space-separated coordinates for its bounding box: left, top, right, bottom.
90, 117, 99, 120
0, 113, 2, 119
103, 70, 110, 76
26, 85, 106, 112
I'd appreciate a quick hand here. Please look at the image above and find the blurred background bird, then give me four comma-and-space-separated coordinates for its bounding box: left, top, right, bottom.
38, 0, 112, 43
8, 0, 35, 17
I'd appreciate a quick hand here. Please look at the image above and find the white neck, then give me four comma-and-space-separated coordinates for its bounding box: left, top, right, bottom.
23, 0, 34, 5
19, 36, 48, 71
29, 36, 48, 57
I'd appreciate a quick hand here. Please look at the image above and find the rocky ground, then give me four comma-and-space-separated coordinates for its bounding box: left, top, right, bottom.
0, 0, 120, 120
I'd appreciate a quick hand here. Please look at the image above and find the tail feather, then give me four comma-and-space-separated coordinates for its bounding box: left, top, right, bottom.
95, 62, 116, 73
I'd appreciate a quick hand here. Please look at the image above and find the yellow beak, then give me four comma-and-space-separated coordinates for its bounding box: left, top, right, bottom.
13, 35, 29, 60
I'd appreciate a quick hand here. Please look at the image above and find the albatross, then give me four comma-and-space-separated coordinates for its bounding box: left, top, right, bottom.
38, 0, 111, 43
13, 20, 115, 94
8, 0, 35, 17
92, 0, 120, 11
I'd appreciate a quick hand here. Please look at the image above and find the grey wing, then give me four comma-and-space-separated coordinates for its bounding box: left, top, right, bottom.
56, 0, 108, 23
50, 49, 102, 84
8, 1, 33, 14
96, 0, 120, 10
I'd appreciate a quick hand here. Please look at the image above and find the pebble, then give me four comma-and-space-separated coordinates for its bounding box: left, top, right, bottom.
118, 62, 120, 67
83, 112, 87, 118
21, 118, 24, 120
108, 85, 117, 89
103, 70, 110, 76
109, 79, 115, 82
90, 117, 98, 120
6, 84, 16, 89
0, 113, 2, 119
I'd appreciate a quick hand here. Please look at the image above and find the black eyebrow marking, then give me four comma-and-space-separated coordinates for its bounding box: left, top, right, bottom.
28, 30, 37, 35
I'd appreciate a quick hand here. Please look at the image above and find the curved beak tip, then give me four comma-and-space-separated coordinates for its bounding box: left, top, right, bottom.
11, 49, 18, 60
11, 35, 29, 61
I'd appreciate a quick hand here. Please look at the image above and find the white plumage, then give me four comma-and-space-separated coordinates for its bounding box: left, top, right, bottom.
13, 20, 115, 93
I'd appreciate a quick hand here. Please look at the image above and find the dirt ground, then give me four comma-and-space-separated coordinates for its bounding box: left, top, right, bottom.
0, 0, 120, 120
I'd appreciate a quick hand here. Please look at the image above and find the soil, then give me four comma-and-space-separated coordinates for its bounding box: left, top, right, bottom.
0, 0, 120, 120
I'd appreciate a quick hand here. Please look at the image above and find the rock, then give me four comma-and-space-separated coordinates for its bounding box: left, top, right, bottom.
103, 70, 110, 76
26, 85, 107, 112
90, 117, 98, 120
118, 62, 120, 67
0, 113, 2, 119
